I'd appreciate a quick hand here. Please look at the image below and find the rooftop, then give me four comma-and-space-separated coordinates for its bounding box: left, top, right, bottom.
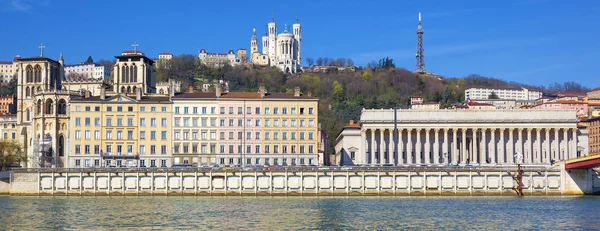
172, 91, 317, 100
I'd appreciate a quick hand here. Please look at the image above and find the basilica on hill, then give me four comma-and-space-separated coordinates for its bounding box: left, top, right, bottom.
250, 14, 302, 74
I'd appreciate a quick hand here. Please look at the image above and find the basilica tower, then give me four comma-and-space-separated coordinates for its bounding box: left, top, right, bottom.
251, 28, 259, 54
267, 13, 277, 61
292, 13, 302, 67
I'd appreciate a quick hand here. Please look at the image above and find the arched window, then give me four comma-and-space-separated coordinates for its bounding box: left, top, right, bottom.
37, 86, 42, 93
125, 65, 130, 83
58, 135, 65, 157
26, 108, 30, 121
132, 64, 137, 82
121, 86, 125, 93
36, 99, 42, 115
34, 65, 42, 83
45, 98, 53, 115
26, 65, 33, 83
26, 87, 30, 97
130, 64, 135, 83
127, 86, 131, 93
121, 65, 127, 83
133, 86, 137, 94
57, 99, 67, 115
159, 89, 164, 94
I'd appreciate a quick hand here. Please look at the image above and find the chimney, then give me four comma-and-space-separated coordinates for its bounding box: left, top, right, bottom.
188, 85, 194, 93
259, 85, 266, 98
349, 120, 354, 125
100, 87, 106, 100
307, 91, 312, 97
294, 86, 301, 97
136, 88, 142, 100
215, 83, 222, 98
85, 90, 91, 98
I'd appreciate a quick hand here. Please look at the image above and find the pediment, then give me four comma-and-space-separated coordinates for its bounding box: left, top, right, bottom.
106, 94, 136, 103
348, 147, 359, 152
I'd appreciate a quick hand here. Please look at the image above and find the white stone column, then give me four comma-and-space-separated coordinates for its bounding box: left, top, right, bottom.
499, 128, 505, 165
545, 128, 551, 164
361, 130, 366, 165
572, 128, 578, 159
416, 129, 422, 164
452, 129, 458, 165
461, 129, 467, 165
425, 128, 431, 164
517, 128, 524, 164
490, 128, 496, 165
508, 128, 514, 164
434, 128, 440, 164
554, 128, 560, 162
562, 129, 568, 161
379, 129, 385, 164
389, 129, 394, 165
481, 128, 487, 165
407, 129, 413, 165
535, 128, 544, 164
526, 128, 532, 164
472, 128, 478, 164
443, 128, 449, 165
399, 129, 404, 164
370, 129, 375, 164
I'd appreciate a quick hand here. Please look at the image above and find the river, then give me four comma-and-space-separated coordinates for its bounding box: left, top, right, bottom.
0, 196, 598, 230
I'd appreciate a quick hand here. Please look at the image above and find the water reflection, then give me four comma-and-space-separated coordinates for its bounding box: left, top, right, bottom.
0, 196, 599, 230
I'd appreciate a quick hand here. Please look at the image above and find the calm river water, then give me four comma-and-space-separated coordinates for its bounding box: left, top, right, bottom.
0, 196, 598, 230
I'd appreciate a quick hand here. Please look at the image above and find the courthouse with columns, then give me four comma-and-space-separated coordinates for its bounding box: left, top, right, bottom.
335, 109, 583, 166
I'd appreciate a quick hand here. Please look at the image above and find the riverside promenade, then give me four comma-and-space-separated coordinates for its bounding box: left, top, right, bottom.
1, 163, 598, 196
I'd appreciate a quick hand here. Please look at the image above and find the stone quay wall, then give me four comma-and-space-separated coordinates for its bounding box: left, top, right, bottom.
4, 166, 592, 196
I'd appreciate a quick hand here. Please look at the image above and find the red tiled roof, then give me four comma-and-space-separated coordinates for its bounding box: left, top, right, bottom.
173, 91, 316, 99
469, 102, 493, 106
0, 61, 12, 64
122, 50, 144, 54
159, 52, 172, 55
545, 100, 587, 104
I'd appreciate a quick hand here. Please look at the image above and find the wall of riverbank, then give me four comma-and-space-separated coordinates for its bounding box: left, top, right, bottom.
5, 166, 593, 196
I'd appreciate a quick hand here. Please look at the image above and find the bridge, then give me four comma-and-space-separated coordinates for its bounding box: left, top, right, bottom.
565, 154, 600, 169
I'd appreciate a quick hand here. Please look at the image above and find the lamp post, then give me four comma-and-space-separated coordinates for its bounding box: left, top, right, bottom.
514, 152, 524, 196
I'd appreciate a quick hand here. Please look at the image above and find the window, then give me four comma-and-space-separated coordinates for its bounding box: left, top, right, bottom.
75, 145, 81, 154
255, 107, 260, 114
161, 106, 166, 112
202, 118, 207, 126
150, 160, 156, 167
128, 118, 134, 126
220, 132, 225, 140
282, 107, 287, 114
274, 145, 279, 154
183, 132, 189, 140
106, 145, 112, 154
237, 119, 242, 126
184, 107, 189, 114
150, 131, 156, 140
75, 159, 81, 166
350, 151, 355, 160
255, 145, 261, 154
117, 118, 123, 126
246, 145, 251, 154
95, 117, 100, 126
106, 131, 112, 140
128, 106, 133, 112
210, 132, 216, 140
211, 107, 216, 114
75, 118, 81, 126
220, 119, 225, 126
106, 118, 112, 126
151, 118, 156, 127
193, 118, 199, 126
300, 132, 305, 140
175, 132, 180, 140
210, 118, 216, 127
291, 145, 296, 154
220, 107, 225, 114
308, 107, 314, 114
291, 107, 296, 114
117, 131, 123, 140
246, 132, 251, 140
282, 119, 287, 127
117, 106, 122, 112
201, 131, 207, 140
265, 132, 270, 140
237, 107, 242, 114
94, 130, 100, 140
128, 131, 134, 140
161, 145, 167, 154
264, 107, 270, 114
300, 107, 304, 115
220, 145, 225, 153
161, 131, 167, 140
246, 119, 251, 127
175, 107, 180, 114
75, 130, 81, 140
291, 119, 296, 127
274, 119, 279, 127
246, 107, 251, 114
265, 119, 270, 127
202, 107, 207, 114
238, 132, 243, 140
274, 132, 279, 140
184, 118, 189, 126
192, 132, 198, 140
107, 106, 112, 112
140, 131, 146, 140
162, 118, 167, 127
274, 107, 279, 114
308, 132, 314, 140
85, 106, 91, 112
95, 106, 100, 112
151, 145, 156, 155
140, 118, 146, 126
308, 145, 313, 154
140, 106, 146, 112
229, 119, 234, 126
309, 119, 314, 127
161, 160, 167, 167
228, 107, 234, 114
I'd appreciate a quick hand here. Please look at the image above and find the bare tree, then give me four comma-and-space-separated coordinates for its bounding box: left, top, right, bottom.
316, 57, 323, 66
346, 58, 355, 67
306, 57, 314, 67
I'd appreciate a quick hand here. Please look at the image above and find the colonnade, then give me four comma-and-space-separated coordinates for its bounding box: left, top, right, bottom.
360, 127, 580, 166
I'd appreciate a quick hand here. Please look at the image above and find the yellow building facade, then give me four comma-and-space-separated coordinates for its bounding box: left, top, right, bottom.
68, 92, 172, 168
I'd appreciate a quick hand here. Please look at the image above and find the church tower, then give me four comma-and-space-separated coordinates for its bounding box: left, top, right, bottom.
267, 13, 277, 61
113, 48, 157, 94
292, 13, 302, 68
250, 28, 259, 54
16, 49, 75, 168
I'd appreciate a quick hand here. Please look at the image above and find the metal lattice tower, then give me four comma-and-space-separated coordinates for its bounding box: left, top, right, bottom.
415, 12, 427, 73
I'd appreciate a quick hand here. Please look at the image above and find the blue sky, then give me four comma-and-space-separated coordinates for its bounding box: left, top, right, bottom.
0, 0, 598, 87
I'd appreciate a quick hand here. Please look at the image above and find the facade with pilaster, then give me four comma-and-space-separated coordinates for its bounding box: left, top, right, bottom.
335, 109, 582, 166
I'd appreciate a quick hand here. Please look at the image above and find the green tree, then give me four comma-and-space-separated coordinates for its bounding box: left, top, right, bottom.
0, 140, 24, 170
488, 91, 500, 99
